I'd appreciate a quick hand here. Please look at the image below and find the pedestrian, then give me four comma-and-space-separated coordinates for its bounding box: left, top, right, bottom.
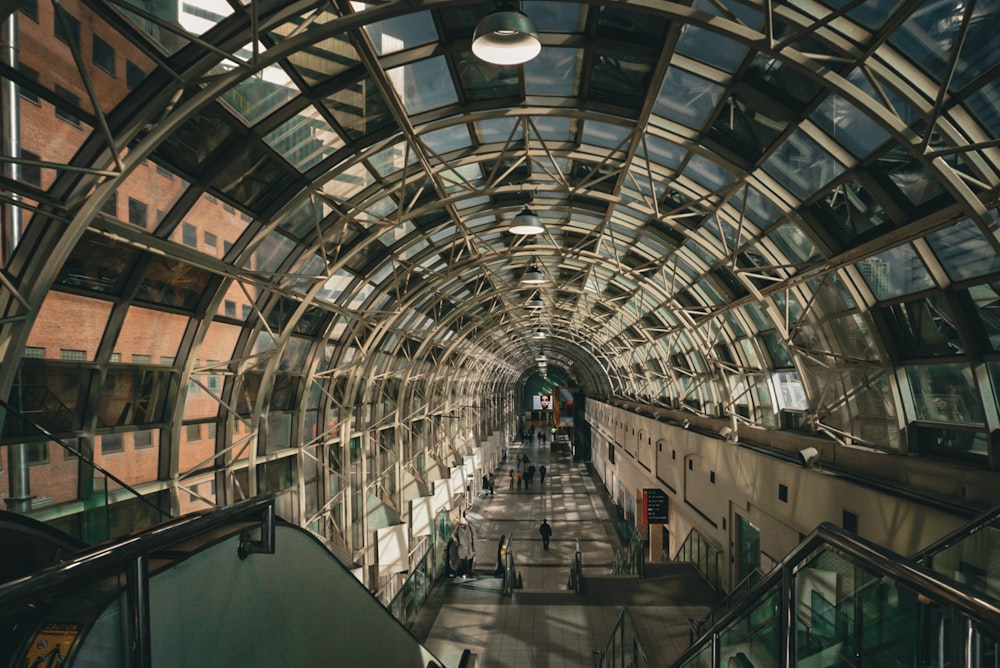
527, 465, 535, 488
452, 515, 476, 577
508, 468, 514, 490
483, 473, 490, 496
488, 472, 495, 495
515, 470, 523, 490
539, 465, 547, 486
495, 535, 506, 576
539, 518, 552, 550
516, 453, 522, 469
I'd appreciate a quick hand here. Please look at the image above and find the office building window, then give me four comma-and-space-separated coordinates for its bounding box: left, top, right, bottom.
182, 222, 197, 247
134, 430, 154, 449
126, 60, 144, 89
53, 84, 80, 127
186, 423, 201, 441
27, 442, 48, 464
54, 6, 80, 46
101, 434, 124, 454
160, 356, 175, 366
17, 65, 39, 103
204, 232, 218, 252
128, 197, 147, 228
207, 423, 217, 438
93, 34, 115, 75
778, 483, 788, 503
843, 510, 859, 534
155, 163, 174, 179
110, 352, 121, 363
132, 354, 151, 364
224, 300, 236, 318
19, 149, 42, 188
24, 346, 45, 358
19, 0, 38, 21
60, 349, 86, 360
100, 191, 117, 217
242, 305, 252, 320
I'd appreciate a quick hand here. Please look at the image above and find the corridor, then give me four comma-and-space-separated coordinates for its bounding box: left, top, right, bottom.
414, 434, 718, 667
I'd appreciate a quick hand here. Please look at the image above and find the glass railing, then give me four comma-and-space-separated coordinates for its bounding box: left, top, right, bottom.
674, 527, 721, 590
594, 607, 650, 668
612, 528, 645, 576
0, 397, 171, 545
672, 522, 1000, 668
915, 505, 1000, 601
388, 549, 434, 628
689, 568, 766, 642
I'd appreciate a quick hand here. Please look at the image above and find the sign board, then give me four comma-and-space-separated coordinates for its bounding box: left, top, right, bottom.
642, 488, 669, 524
376, 524, 409, 577
410, 496, 433, 536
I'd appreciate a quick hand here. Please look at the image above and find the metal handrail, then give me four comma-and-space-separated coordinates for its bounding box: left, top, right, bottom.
914, 504, 1000, 564
0, 493, 275, 617
671, 521, 1000, 667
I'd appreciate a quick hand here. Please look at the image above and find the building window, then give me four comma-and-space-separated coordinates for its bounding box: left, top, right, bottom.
101, 433, 124, 454
27, 442, 48, 464
224, 300, 236, 318
19, 149, 42, 188
53, 84, 80, 127
128, 197, 147, 228
131, 354, 151, 364
223, 203, 235, 214
19, 0, 38, 22
182, 222, 197, 247
24, 346, 45, 358
155, 163, 174, 179
101, 192, 118, 217
224, 241, 233, 254
186, 423, 201, 441
60, 349, 86, 361
242, 305, 252, 320
92, 34, 116, 75
110, 352, 122, 363
126, 60, 144, 89
17, 65, 39, 103
207, 423, 217, 438
134, 430, 154, 449
207, 374, 219, 391
62, 438, 79, 460
54, 6, 80, 46
842, 510, 859, 534
205, 193, 217, 204
709, 471, 715, 484
160, 356, 175, 366
204, 231, 218, 251
778, 483, 788, 503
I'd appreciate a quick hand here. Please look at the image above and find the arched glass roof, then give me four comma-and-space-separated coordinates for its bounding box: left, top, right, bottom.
0, 0, 998, 528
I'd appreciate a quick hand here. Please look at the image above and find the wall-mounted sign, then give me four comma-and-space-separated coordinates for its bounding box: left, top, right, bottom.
643, 488, 669, 524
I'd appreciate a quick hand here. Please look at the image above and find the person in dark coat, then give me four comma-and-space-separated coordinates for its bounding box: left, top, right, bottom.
539, 518, 552, 551
539, 464, 547, 486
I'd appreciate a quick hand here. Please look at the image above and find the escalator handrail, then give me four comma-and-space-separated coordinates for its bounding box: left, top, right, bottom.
673, 521, 1000, 667
0, 493, 275, 617
913, 504, 1000, 564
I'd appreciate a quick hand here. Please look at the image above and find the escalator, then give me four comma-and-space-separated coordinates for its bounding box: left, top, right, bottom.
669, 521, 1000, 668
0, 495, 448, 667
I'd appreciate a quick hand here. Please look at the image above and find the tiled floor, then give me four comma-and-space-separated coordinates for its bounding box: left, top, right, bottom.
415, 437, 718, 668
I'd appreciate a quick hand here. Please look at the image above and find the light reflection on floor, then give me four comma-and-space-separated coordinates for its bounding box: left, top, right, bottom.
420, 439, 716, 667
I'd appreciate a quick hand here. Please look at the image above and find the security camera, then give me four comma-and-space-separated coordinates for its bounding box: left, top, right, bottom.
797, 447, 819, 468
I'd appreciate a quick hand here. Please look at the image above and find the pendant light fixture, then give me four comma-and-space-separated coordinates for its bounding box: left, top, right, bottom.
472, 2, 541, 66
520, 263, 546, 284
525, 293, 545, 309
509, 205, 544, 235
532, 328, 547, 339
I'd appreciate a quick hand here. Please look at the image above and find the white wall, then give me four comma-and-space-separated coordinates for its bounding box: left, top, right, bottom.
587, 400, 972, 591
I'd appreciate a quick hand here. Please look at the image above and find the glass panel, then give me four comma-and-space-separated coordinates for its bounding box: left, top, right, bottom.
454, 52, 520, 101
927, 217, 1000, 281
855, 244, 935, 301
880, 295, 962, 357
220, 62, 298, 124
323, 76, 395, 140
27, 292, 113, 362
388, 57, 458, 115
264, 104, 345, 171
97, 367, 173, 428
652, 67, 723, 129
114, 306, 189, 367
969, 281, 1000, 351
811, 91, 891, 158
524, 47, 581, 97
272, 15, 360, 86
135, 256, 214, 311
589, 49, 654, 109
718, 585, 779, 667
364, 11, 438, 55
906, 362, 984, 425
762, 129, 846, 201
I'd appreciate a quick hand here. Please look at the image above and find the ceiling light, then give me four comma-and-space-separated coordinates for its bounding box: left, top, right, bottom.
521, 264, 546, 284
525, 295, 545, 309
535, 351, 547, 362
509, 206, 544, 235
472, 4, 541, 66
532, 329, 546, 339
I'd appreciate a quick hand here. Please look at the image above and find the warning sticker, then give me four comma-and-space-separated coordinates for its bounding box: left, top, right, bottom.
23, 623, 81, 667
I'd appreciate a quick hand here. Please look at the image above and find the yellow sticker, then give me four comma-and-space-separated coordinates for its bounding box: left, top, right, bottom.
24, 623, 81, 667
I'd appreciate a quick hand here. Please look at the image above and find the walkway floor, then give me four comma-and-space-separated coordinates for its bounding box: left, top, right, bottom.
412, 435, 719, 668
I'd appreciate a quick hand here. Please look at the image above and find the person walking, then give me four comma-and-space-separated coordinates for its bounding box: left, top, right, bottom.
452, 516, 476, 577
539, 518, 552, 551
508, 469, 514, 490
539, 464, 547, 486
515, 470, 523, 490
495, 535, 506, 576
488, 472, 495, 495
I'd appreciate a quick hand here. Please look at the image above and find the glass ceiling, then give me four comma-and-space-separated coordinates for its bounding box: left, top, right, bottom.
0, 0, 998, 525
